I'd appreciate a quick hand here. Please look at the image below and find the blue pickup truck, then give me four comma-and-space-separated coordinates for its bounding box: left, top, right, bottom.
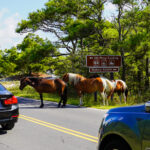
97, 102, 150, 150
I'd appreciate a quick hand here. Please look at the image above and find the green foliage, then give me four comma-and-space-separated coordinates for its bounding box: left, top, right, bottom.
3, 81, 147, 109
0, 0, 149, 105
16, 33, 59, 74
63, 19, 94, 41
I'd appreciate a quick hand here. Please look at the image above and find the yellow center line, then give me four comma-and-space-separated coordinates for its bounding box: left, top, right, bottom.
19, 114, 98, 143
20, 114, 98, 140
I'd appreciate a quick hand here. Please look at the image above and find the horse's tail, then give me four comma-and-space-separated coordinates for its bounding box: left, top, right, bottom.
55, 79, 68, 107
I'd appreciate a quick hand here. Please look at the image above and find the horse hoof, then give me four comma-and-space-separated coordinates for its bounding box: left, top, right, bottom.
61, 105, 66, 108
39, 105, 44, 108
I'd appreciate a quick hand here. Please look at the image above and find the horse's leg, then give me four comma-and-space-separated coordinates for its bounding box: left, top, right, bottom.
104, 93, 109, 105
62, 86, 67, 107
101, 92, 106, 106
124, 88, 128, 104
107, 90, 114, 102
111, 94, 114, 102
107, 90, 114, 105
58, 96, 62, 108
106, 93, 109, 106
123, 92, 127, 104
77, 90, 83, 107
79, 96, 83, 107
57, 89, 63, 108
58, 85, 67, 108
39, 93, 44, 108
106, 97, 109, 106
62, 96, 67, 107
118, 92, 122, 104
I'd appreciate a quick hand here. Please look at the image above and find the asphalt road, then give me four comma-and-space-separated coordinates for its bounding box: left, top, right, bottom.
0, 97, 107, 150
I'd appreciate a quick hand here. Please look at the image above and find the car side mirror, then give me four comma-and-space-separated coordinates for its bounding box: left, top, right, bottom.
145, 102, 150, 112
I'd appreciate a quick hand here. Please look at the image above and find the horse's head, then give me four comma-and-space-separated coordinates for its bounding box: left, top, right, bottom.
19, 77, 31, 90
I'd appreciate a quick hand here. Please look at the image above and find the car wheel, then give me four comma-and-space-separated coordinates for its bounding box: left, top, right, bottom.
1, 123, 15, 130
103, 139, 130, 150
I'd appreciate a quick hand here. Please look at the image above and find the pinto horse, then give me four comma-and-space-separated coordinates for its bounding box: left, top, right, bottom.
62, 73, 114, 106
19, 77, 67, 108
111, 79, 128, 103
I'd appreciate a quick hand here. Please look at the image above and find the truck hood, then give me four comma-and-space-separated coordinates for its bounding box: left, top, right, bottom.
108, 104, 145, 113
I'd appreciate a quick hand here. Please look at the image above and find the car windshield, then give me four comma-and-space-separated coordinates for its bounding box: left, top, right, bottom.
0, 84, 7, 91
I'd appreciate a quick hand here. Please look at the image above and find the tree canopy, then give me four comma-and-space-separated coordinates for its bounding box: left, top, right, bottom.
0, 0, 149, 93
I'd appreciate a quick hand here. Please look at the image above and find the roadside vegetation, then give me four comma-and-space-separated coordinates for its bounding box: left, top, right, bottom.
2, 81, 149, 109
0, 0, 150, 108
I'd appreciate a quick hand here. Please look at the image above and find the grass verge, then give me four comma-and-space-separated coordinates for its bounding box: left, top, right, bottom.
1, 81, 146, 110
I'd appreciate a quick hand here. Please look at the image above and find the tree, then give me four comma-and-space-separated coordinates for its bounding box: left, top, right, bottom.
138, 5, 150, 89
110, 0, 138, 81
118, 1, 150, 91
0, 47, 19, 76
16, 33, 58, 74
131, 4, 150, 90
16, 0, 107, 73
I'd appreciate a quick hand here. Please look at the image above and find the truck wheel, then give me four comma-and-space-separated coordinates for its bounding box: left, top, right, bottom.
103, 139, 130, 150
1, 123, 15, 130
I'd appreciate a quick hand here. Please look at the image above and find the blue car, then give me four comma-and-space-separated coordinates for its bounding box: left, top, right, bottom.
97, 102, 150, 150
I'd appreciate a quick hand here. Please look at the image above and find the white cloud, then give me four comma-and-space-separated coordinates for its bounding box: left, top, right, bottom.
0, 9, 25, 50
0, 3, 117, 50
0, 9, 55, 50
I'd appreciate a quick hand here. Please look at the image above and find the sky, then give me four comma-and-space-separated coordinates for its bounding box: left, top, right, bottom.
0, 0, 116, 50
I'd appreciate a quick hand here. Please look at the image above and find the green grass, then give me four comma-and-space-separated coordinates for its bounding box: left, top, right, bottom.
1, 81, 146, 110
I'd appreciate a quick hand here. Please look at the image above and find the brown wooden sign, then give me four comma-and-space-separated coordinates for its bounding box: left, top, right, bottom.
86, 55, 122, 67
89, 67, 119, 73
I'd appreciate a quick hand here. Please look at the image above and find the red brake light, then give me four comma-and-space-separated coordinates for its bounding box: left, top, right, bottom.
4, 96, 18, 105
12, 115, 19, 118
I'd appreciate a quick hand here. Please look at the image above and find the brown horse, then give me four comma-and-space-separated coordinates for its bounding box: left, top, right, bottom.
111, 79, 128, 103
62, 73, 114, 106
19, 77, 67, 108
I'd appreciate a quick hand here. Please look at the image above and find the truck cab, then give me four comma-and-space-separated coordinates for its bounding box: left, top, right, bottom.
97, 102, 150, 150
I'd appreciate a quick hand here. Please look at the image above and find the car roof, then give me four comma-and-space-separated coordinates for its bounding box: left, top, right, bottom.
0, 83, 6, 90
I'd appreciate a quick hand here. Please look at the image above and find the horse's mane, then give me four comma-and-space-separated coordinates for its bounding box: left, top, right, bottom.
27, 77, 42, 86
68, 73, 85, 85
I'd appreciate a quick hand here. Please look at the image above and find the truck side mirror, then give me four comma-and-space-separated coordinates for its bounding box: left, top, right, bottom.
145, 102, 150, 112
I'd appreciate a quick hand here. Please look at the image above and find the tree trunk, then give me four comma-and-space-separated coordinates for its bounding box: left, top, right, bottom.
121, 49, 126, 81
137, 68, 141, 92
145, 57, 149, 90
117, 5, 126, 81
